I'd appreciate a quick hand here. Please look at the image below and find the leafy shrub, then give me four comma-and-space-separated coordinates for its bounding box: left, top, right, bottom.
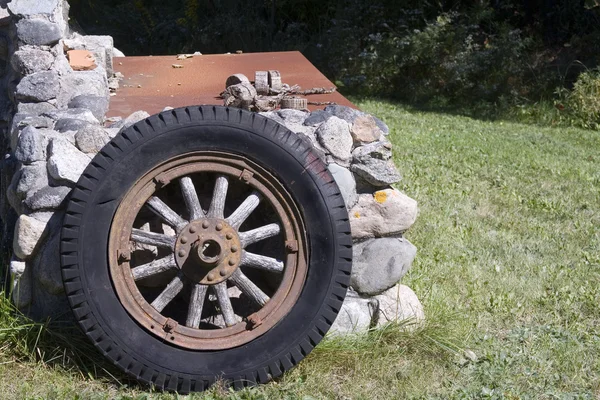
555, 68, 600, 130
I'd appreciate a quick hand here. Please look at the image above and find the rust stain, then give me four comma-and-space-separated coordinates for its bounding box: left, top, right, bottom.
109, 51, 357, 118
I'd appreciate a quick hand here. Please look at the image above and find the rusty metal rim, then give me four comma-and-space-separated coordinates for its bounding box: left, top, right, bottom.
108, 151, 308, 350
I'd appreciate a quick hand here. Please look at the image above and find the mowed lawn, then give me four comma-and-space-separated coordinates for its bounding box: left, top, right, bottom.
1, 99, 599, 399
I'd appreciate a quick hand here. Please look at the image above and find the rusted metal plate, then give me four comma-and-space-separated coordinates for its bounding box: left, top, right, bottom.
108, 51, 356, 118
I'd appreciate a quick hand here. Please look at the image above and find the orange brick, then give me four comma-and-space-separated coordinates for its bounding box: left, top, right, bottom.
67, 49, 97, 71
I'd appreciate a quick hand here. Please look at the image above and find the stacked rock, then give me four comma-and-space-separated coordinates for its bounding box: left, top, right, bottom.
1, 0, 423, 333
0, 0, 122, 318
260, 106, 423, 334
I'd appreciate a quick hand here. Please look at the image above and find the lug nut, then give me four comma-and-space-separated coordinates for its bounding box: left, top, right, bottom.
231, 245, 238, 253
226, 233, 233, 240
216, 223, 223, 231
207, 273, 215, 281
189, 226, 197, 233
202, 221, 209, 229
180, 236, 188, 244
228, 259, 236, 266
178, 249, 187, 257
219, 269, 227, 277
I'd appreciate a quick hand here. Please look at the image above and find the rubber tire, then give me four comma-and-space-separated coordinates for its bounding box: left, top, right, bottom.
61, 106, 352, 393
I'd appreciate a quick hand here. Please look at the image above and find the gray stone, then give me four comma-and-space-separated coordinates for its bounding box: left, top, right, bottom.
111, 110, 150, 131
324, 105, 364, 124
54, 118, 89, 133
351, 237, 417, 295
349, 189, 418, 239
11, 48, 54, 75
10, 259, 32, 309
47, 138, 91, 185
352, 140, 392, 161
375, 284, 424, 329
303, 109, 331, 126
68, 95, 109, 122
8, 0, 61, 17
350, 114, 383, 145
10, 115, 54, 151
351, 141, 401, 187
277, 109, 308, 125
16, 162, 48, 199
44, 108, 99, 125
329, 290, 377, 335
58, 69, 109, 107
17, 102, 57, 115
16, 70, 60, 102
13, 214, 48, 259
33, 229, 63, 295
7, 170, 24, 213
372, 116, 389, 135
25, 185, 71, 210
258, 111, 284, 124
75, 124, 110, 153
16, 18, 62, 46
328, 163, 358, 209
351, 161, 401, 187
316, 116, 353, 164
14, 126, 48, 164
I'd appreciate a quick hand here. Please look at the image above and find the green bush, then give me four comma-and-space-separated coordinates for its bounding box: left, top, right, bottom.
556, 68, 600, 130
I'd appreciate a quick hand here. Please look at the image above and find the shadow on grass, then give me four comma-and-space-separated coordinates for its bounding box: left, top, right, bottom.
0, 292, 136, 389
346, 94, 565, 129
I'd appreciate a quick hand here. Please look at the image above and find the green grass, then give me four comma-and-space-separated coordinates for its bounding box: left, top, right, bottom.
1, 99, 600, 399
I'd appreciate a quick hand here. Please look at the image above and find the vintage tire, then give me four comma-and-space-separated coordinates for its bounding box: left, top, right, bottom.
60, 106, 352, 393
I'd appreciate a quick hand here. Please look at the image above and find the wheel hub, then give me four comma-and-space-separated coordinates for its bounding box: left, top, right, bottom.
175, 218, 242, 285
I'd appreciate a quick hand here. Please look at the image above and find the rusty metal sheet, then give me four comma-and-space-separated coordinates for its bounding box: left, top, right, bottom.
108, 51, 356, 118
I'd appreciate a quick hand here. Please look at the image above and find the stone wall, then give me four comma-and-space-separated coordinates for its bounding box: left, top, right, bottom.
259, 107, 423, 333
1, 0, 423, 334
1, 0, 118, 318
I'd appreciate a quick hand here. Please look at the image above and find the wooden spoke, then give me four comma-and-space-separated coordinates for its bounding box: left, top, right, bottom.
131, 254, 176, 281
240, 251, 284, 272
179, 176, 205, 220
146, 196, 187, 230
239, 223, 281, 248
186, 284, 208, 328
150, 273, 184, 312
226, 192, 261, 229
214, 282, 236, 327
207, 175, 228, 219
229, 269, 269, 306
131, 228, 176, 248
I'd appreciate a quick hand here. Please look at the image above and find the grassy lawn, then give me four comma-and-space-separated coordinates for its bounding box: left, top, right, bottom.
1, 99, 599, 399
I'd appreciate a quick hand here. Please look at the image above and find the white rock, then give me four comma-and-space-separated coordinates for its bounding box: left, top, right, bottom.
113, 47, 125, 57
13, 214, 48, 259
351, 237, 417, 295
75, 124, 111, 153
329, 290, 377, 335
328, 163, 358, 209
10, 259, 32, 309
375, 284, 424, 329
47, 137, 91, 184
316, 116, 353, 164
350, 189, 418, 239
